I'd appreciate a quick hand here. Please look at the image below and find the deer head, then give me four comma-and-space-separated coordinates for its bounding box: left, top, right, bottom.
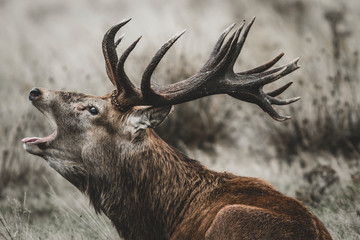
22, 18, 304, 238
22, 86, 173, 191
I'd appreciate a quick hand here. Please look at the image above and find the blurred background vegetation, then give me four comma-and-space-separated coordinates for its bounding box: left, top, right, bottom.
0, 0, 359, 239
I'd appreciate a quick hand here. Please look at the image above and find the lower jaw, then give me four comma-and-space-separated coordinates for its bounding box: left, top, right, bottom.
23, 142, 48, 157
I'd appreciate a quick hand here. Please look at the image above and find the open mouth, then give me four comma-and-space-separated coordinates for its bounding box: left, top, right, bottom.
22, 112, 58, 146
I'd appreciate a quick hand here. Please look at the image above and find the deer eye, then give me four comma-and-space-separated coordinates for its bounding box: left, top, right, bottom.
88, 106, 98, 115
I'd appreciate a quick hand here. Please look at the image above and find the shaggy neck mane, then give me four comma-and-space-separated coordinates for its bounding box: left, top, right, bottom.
83, 129, 232, 239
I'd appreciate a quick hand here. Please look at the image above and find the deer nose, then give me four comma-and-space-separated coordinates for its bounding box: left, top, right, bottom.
29, 88, 42, 101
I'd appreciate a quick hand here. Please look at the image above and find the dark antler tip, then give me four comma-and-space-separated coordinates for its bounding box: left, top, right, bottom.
276, 115, 291, 122
177, 29, 187, 38
237, 21, 246, 30
114, 18, 132, 28
131, 36, 142, 47
223, 23, 236, 34
283, 116, 291, 121
115, 35, 125, 47
241, 16, 255, 34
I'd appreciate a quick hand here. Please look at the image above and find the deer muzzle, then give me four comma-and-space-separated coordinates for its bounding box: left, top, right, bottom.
22, 87, 58, 155
29, 87, 42, 101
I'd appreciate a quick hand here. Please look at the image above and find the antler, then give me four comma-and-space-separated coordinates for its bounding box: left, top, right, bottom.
103, 17, 300, 121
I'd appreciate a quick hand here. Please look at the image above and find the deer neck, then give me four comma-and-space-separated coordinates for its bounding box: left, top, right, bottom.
84, 129, 226, 239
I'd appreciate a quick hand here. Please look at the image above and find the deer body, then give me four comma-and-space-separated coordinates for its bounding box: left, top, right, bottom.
23, 18, 332, 239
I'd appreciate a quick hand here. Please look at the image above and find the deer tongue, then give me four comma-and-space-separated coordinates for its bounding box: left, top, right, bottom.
22, 132, 56, 145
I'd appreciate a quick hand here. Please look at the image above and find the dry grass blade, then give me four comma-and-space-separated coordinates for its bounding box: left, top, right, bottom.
0, 211, 14, 240
43, 177, 117, 240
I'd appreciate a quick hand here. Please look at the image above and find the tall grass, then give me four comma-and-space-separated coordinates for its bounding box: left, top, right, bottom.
267, 8, 360, 160
0, 191, 118, 239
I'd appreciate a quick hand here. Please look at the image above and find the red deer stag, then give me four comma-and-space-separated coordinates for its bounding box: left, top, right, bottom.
23, 18, 332, 240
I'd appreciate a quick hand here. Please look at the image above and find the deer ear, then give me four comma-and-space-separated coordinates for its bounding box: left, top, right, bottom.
131, 105, 173, 130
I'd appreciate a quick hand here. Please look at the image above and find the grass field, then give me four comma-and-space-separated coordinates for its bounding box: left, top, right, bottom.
0, 0, 359, 239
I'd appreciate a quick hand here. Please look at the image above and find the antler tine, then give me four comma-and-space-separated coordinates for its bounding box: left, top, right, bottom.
208, 17, 251, 74
254, 58, 300, 86
210, 23, 243, 71
268, 96, 301, 105
237, 16, 255, 52
238, 57, 299, 84
115, 37, 142, 94
210, 23, 236, 58
141, 30, 186, 100
226, 20, 246, 70
200, 23, 236, 73
114, 34, 125, 48
239, 52, 284, 75
102, 18, 131, 86
258, 99, 292, 121
201, 26, 240, 73
226, 17, 255, 71
267, 82, 293, 97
